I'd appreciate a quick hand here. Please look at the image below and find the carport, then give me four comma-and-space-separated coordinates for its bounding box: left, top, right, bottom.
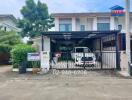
41, 30, 120, 70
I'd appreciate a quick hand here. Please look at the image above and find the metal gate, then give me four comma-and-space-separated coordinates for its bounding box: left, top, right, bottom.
50, 51, 119, 70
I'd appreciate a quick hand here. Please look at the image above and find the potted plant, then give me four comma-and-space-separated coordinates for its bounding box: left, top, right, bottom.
32, 61, 40, 74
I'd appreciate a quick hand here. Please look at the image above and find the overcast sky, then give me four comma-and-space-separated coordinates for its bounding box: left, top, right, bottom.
0, 0, 131, 18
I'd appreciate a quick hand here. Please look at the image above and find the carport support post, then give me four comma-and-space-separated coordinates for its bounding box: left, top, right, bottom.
100, 38, 103, 69
115, 33, 120, 70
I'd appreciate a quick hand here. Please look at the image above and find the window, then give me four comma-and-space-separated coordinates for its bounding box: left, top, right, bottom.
76, 48, 84, 53
59, 18, 72, 31
118, 25, 122, 30
59, 24, 72, 31
103, 40, 116, 48
97, 23, 110, 31
4, 27, 6, 31
80, 25, 85, 31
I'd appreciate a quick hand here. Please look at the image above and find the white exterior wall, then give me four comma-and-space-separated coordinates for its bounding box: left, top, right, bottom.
79, 17, 88, 30
54, 15, 132, 33
55, 17, 59, 31
33, 37, 51, 52
43, 37, 51, 52
0, 17, 17, 31
130, 18, 132, 32
76, 17, 92, 31
87, 18, 93, 31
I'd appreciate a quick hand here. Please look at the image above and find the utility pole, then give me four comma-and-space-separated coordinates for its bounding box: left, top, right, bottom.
125, 0, 131, 74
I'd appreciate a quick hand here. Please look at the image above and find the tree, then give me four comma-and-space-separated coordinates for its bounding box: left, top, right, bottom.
18, 0, 54, 38
0, 31, 21, 46
0, 31, 21, 64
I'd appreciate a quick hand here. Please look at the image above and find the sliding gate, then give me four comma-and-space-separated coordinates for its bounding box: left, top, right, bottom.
50, 51, 119, 70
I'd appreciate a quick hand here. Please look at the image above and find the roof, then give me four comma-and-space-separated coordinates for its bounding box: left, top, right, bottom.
42, 30, 119, 39
110, 5, 124, 10
51, 12, 132, 17
0, 14, 17, 23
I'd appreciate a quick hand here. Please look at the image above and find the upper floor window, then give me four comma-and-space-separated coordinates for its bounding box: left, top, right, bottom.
97, 17, 110, 31
80, 25, 85, 31
97, 23, 110, 31
59, 18, 72, 31
59, 24, 72, 31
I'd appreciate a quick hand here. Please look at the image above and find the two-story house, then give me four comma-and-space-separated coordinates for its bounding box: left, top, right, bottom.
36, 11, 132, 70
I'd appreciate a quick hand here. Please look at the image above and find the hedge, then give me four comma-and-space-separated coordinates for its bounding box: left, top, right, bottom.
11, 44, 36, 68
0, 44, 12, 64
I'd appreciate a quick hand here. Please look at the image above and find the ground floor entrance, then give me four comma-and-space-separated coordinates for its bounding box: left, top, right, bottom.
41, 30, 120, 71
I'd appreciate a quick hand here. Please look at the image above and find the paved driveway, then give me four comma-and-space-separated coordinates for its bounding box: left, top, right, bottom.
0, 66, 132, 100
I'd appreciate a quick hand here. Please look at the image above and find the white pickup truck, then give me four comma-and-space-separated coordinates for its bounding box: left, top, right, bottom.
71, 47, 96, 66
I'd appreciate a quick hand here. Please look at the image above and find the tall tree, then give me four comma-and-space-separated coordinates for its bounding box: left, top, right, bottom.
18, 0, 54, 37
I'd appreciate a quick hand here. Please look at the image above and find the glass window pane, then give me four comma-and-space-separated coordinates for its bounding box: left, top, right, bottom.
80, 25, 85, 31
97, 23, 110, 31
59, 24, 65, 31
59, 24, 72, 31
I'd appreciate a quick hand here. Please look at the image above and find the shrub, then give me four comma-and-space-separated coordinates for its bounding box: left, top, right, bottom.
0, 44, 12, 64
11, 44, 36, 68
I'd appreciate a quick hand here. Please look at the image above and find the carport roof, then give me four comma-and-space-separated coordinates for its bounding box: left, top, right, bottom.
42, 30, 119, 39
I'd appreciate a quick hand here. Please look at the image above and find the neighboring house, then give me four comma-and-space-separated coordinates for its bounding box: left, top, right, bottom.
0, 14, 19, 32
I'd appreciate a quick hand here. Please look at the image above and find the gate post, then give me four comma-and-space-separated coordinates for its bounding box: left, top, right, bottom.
115, 33, 121, 70
83, 51, 86, 69
66, 51, 69, 69
41, 34, 44, 51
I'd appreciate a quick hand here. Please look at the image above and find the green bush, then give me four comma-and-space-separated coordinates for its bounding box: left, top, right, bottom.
0, 44, 12, 64
11, 44, 36, 68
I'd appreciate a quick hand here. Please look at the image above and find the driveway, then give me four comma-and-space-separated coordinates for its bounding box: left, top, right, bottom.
0, 65, 132, 100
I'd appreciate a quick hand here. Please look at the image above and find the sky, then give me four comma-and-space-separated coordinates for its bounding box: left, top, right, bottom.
0, 0, 131, 18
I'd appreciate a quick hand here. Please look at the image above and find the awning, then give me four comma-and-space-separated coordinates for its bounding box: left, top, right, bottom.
41, 30, 120, 40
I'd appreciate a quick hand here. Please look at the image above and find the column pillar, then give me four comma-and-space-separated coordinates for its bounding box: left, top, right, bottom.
44, 37, 51, 52
93, 17, 97, 30
55, 17, 59, 31
72, 17, 76, 31
125, 0, 131, 75
110, 17, 115, 30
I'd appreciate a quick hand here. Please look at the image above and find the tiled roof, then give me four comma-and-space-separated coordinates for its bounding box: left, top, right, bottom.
0, 14, 17, 23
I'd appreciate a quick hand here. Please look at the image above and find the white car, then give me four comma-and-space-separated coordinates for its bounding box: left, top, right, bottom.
71, 47, 96, 66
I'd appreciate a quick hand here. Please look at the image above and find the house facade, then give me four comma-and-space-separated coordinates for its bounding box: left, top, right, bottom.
37, 12, 131, 70
0, 14, 19, 32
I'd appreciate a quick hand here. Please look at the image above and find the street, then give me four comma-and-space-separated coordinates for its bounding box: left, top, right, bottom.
0, 66, 132, 100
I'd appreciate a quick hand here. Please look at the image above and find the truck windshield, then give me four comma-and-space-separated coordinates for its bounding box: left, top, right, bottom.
76, 48, 90, 53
